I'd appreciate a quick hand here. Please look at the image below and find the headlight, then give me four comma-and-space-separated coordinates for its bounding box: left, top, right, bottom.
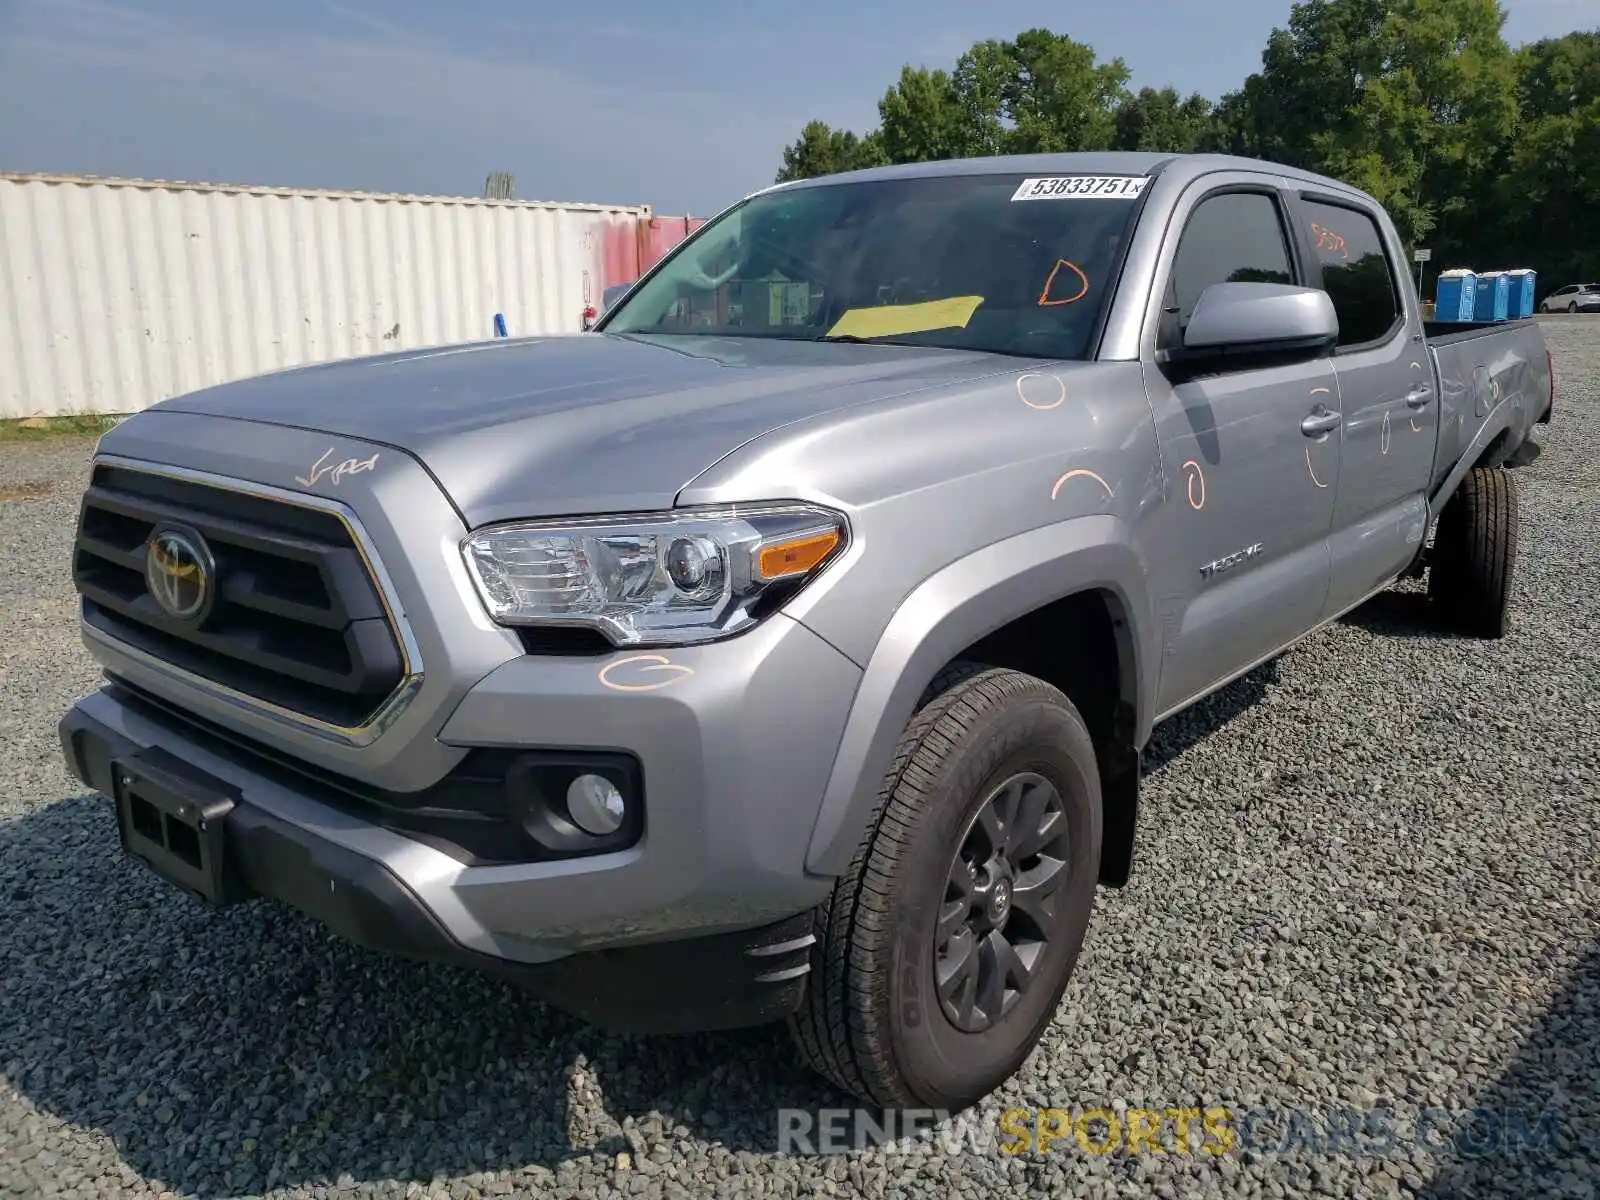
461, 502, 848, 646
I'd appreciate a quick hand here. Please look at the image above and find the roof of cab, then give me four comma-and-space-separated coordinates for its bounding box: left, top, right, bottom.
761, 151, 1373, 206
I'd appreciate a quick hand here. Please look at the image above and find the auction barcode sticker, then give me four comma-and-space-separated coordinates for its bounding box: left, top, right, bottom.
1011, 175, 1150, 201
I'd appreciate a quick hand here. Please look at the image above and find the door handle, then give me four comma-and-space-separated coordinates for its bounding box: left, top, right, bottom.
1301, 406, 1342, 437
1405, 385, 1433, 409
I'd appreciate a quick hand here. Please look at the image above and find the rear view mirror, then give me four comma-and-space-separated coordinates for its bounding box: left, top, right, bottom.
1183, 283, 1338, 355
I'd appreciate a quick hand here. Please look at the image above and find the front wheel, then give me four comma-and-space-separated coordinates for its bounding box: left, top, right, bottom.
788, 665, 1102, 1109
1570, 301, 1579, 314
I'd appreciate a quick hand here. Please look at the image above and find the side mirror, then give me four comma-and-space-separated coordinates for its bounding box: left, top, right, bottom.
1171, 283, 1338, 372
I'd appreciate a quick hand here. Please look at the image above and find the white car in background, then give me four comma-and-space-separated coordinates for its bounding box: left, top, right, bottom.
1539, 282, 1600, 313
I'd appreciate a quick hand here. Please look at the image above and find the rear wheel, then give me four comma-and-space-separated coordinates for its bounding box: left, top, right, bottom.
789, 665, 1101, 1109
1570, 301, 1579, 314
1429, 466, 1518, 638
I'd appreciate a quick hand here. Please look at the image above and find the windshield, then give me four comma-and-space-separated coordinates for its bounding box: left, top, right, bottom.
599, 172, 1148, 359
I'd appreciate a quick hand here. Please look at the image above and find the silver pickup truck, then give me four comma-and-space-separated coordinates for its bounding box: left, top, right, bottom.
59, 152, 1552, 1111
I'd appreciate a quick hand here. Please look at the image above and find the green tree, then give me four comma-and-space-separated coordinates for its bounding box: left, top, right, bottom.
773, 120, 886, 183
988, 28, 1131, 153
877, 66, 975, 163
1113, 87, 1214, 152
1202, 76, 1285, 158
775, 29, 1131, 173
1202, 0, 1390, 164
947, 41, 1012, 156
1206, 0, 1518, 244
1381, 0, 1519, 245
1493, 32, 1600, 286
1517, 28, 1600, 119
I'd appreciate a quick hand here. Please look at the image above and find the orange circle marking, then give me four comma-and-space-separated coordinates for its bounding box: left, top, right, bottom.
1017, 372, 1068, 410
597, 654, 695, 693
1181, 459, 1206, 510
1050, 468, 1113, 501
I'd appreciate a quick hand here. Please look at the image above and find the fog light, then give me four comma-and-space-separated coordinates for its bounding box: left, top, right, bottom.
566, 773, 626, 836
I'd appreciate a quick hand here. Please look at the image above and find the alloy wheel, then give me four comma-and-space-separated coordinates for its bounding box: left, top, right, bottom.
933, 771, 1073, 1033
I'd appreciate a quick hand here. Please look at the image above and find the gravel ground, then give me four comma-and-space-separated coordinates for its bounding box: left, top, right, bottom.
2, 318, 1597, 1199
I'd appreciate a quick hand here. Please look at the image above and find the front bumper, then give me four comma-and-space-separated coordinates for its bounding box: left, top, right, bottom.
70, 596, 861, 941
60, 698, 823, 1033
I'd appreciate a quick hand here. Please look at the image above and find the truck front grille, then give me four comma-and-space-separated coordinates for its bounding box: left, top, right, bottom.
72, 463, 411, 731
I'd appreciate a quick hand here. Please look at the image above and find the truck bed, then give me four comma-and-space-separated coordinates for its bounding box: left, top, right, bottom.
1424, 317, 1539, 345
1423, 317, 1550, 500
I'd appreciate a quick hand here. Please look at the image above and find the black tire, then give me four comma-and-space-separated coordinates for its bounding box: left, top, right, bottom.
1569, 301, 1579, 314
1428, 466, 1518, 638
788, 665, 1102, 1110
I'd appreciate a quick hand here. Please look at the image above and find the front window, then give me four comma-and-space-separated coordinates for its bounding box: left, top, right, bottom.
599, 173, 1148, 360
1161, 191, 1295, 348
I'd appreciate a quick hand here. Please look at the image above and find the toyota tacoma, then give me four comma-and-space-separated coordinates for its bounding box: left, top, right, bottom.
59, 152, 1552, 1110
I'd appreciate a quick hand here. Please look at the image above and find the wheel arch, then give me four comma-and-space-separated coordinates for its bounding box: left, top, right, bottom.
1430, 405, 1520, 519
802, 515, 1158, 880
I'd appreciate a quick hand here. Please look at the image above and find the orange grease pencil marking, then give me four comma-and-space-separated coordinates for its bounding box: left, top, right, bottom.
1037, 260, 1089, 307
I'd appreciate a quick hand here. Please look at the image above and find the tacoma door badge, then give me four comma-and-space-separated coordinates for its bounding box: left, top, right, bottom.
295, 446, 380, 488
1199, 542, 1263, 580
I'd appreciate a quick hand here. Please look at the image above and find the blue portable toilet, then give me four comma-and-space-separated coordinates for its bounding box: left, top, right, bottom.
1474, 271, 1510, 321
1435, 269, 1478, 322
1502, 269, 1537, 319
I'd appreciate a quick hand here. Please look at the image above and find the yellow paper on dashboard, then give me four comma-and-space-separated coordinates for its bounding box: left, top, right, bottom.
825, 295, 985, 340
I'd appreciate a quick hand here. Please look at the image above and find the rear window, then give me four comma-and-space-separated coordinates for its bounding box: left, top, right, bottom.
1301, 199, 1402, 346
601, 173, 1149, 360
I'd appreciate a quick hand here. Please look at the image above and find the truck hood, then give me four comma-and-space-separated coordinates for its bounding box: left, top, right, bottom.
155, 333, 1023, 526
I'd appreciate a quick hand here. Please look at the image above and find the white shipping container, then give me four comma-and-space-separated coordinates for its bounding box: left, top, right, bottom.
0, 173, 651, 418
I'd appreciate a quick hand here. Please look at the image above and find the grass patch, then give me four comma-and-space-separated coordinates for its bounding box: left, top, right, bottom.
0, 414, 125, 444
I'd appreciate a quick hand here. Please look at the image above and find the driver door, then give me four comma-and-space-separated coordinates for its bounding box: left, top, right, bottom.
1140, 182, 1342, 716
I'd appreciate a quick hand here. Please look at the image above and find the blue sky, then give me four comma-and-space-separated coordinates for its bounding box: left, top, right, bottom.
0, 0, 1592, 215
